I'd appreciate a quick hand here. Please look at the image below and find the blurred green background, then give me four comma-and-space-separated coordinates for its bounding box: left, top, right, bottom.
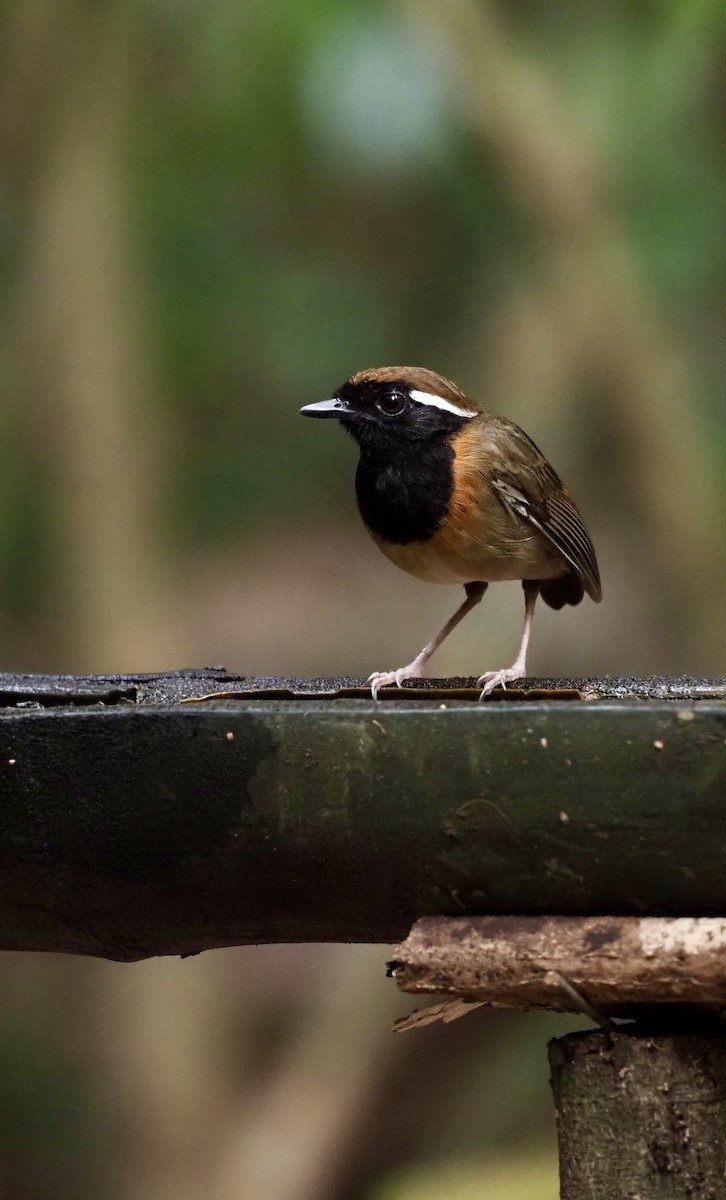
0, 0, 724, 1196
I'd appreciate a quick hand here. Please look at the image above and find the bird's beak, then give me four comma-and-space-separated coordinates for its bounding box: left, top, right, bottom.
299, 397, 351, 419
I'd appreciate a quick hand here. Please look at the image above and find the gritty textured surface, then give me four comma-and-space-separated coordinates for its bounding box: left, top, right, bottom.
550, 1029, 726, 1198
0, 667, 240, 707
390, 916, 726, 1014
0, 670, 724, 706
0, 672, 723, 959
159, 673, 726, 702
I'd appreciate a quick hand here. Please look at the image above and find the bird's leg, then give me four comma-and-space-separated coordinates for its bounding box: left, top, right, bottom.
477, 581, 539, 698
368, 582, 487, 699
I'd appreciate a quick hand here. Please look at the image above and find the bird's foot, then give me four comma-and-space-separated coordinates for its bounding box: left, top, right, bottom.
368, 660, 425, 700
476, 663, 526, 700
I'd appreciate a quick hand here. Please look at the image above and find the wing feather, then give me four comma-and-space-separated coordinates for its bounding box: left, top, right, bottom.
536, 491, 601, 600
492, 470, 601, 602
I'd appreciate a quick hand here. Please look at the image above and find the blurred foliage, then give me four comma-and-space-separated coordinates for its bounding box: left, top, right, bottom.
0, 1020, 101, 1198
0, 0, 724, 1197
133, 0, 502, 541
122, 0, 726, 546
0, 0, 721, 671
375, 1151, 558, 1200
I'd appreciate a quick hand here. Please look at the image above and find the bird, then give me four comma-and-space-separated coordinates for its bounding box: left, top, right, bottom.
300, 366, 601, 699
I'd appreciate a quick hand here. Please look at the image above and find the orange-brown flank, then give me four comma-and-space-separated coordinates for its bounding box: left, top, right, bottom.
368, 418, 567, 586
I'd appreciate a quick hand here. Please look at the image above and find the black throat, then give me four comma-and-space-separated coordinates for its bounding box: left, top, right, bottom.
354, 438, 457, 544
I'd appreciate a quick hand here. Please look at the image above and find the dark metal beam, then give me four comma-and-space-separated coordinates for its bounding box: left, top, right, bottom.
0, 671, 724, 960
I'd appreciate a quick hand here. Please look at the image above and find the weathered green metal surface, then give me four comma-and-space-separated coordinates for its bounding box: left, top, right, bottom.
0, 671, 724, 959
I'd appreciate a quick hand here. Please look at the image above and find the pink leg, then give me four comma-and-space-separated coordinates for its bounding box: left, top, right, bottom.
369, 582, 487, 699
477, 581, 539, 699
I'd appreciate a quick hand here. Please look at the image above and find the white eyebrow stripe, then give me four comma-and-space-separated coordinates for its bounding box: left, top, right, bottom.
409, 389, 476, 420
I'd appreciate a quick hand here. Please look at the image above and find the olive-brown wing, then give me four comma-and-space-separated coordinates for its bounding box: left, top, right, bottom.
487, 420, 602, 601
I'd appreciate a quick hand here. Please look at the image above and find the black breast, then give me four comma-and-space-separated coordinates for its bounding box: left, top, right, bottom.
355, 441, 455, 544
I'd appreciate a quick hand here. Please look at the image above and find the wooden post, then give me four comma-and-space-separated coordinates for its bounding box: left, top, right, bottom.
549, 1028, 726, 1198
392, 916, 726, 1195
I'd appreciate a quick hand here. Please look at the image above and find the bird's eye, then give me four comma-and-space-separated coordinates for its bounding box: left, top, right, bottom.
376, 390, 406, 417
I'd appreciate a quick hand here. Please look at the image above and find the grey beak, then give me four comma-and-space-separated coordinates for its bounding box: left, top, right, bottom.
300, 397, 351, 418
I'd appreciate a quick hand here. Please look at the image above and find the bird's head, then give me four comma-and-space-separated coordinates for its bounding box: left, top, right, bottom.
300, 366, 479, 452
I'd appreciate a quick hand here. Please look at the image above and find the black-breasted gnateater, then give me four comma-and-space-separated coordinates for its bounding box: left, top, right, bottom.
301, 366, 601, 699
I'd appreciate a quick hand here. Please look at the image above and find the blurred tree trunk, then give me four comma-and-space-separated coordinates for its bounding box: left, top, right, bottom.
403, 0, 725, 666
0, 7, 192, 1194
0, 0, 179, 671
95, 947, 409, 1200
211, 947, 401, 1200
95, 955, 238, 1200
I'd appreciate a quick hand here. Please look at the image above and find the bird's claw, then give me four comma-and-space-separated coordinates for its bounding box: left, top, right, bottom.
368, 665, 423, 700
476, 666, 524, 700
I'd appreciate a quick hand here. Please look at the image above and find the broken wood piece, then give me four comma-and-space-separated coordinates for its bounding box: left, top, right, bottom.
389, 915, 726, 1016
393, 998, 487, 1033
